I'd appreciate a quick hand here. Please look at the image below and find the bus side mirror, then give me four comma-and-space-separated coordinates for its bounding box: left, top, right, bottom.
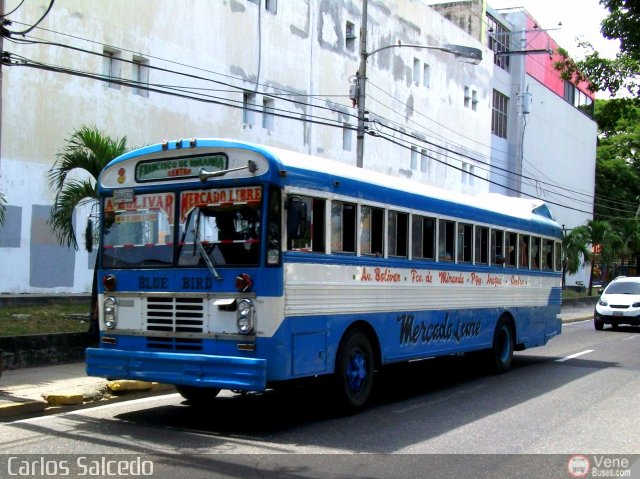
286, 197, 307, 240
85, 217, 94, 253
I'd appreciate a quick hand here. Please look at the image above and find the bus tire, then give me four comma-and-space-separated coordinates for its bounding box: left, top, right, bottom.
176, 385, 221, 405
334, 328, 375, 412
489, 316, 514, 374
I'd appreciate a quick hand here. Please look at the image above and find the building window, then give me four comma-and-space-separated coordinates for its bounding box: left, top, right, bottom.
346, 21, 356, 51
413, 58, 420, 86
265, 0, 276, 13
262, 97, 274, 130
410, 146, 418, 170
342, 124, 352, 151
420, 148, 429, 173
487, 13, 510, 72
492, 89, 509, 139
243, 91, 256, 126
132, 57, 149, 98
423, 63, 430, 88
103, 48, 122, 89
564, 81, 594, 117
464, 87, 478, 110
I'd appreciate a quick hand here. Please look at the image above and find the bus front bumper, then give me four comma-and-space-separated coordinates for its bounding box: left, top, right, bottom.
86, 347, 267, 392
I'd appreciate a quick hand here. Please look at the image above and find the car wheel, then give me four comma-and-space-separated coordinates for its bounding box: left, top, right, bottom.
594, 318, 604, 331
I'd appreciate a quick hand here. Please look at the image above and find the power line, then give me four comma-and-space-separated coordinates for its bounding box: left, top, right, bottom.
2, 13, 620, 218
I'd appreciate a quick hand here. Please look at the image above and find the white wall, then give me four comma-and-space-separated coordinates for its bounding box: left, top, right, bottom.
0, 0, 516, 293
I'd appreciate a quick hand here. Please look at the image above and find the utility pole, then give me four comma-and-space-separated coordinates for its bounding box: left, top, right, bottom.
355, 0, 368, 169
353, 1, 481, 170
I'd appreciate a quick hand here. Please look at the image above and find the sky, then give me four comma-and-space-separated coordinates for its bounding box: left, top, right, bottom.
488, 0, 620, 60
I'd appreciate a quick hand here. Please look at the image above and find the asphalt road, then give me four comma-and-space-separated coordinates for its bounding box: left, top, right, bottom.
0, 319, 639, 478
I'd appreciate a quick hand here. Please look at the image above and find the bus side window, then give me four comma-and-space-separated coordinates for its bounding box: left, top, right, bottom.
519, 234, 530, 268
505, 232, 517, 267
457, 223, 473, 263
268, 187, 282, 265
438, 219, 455, 261
555, 241, 562, 271
491, 229, 504, 265
412, 215, 435, 260
532, 237, 541, 269
361, 205, 384, 256
542, 239, 554, 270
311, 199, 326, 253
388, 211, 408, 257
288, 196, 325, 252
475, 226, 489, 264
331, 201, 356, 253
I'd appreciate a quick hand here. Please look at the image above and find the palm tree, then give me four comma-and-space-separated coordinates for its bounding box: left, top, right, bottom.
0, 192, 6, 226
582, 220, 620, 296
613, 218, 640, 274
48, 126, 128, 339
561, 226, 591, 290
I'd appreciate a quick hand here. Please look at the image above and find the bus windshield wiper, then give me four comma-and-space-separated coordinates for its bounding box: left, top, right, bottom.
192, 220, 222, 281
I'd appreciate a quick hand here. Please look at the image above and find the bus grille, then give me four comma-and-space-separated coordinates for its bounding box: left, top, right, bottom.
145, 296, 205, 333
145, 336, 203, 352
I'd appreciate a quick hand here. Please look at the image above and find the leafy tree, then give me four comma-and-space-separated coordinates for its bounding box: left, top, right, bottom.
555, 1, 640, 97
48, 126, 128, 339
562, 227, 591, 290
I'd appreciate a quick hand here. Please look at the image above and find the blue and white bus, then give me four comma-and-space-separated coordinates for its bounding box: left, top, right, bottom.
86, 138, 563, 410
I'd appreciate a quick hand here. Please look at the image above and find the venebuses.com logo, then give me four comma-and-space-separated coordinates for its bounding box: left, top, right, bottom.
568, 455, 590, 478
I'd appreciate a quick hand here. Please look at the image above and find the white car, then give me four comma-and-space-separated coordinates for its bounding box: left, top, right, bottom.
594, 276, 640, 330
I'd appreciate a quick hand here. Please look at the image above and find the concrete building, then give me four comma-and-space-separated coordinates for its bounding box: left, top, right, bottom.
431, 1, 597, 287
0, 0, 493, 293
0, 0, 594, 294
487, 6, 597, 288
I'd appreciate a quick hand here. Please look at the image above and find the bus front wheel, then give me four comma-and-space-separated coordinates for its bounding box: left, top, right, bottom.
176, 385, 221, 405
489, 316, 514, 374
334, 328, 375, 412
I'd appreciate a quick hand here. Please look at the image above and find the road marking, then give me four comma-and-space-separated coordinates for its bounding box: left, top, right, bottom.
556, 349, 595, 362
9, 393, 181, 424
623, 335, 640, 341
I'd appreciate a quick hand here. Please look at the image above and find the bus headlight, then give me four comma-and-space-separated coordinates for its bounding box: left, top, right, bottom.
236, 298, 255, 334
104, 296, 118, 329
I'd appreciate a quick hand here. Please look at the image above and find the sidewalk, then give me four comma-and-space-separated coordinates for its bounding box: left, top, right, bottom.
0, 305, 595, 420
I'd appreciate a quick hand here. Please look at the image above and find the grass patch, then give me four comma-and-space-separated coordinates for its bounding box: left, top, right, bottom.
0, 303, 90, 336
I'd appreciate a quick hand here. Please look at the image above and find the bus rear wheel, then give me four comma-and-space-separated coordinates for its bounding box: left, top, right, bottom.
176, 385, 221, 405
489, 316, 514, 373
334, 328, 375, 412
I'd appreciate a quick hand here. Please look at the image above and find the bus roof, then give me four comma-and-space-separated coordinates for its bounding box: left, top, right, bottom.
261, 143, 559, 228
102, 138, 561, 236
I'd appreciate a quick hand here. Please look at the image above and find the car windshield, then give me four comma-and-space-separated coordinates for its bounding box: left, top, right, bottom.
604, 281, 640, 295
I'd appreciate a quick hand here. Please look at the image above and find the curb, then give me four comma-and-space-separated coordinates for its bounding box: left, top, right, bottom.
0, 380, 175, 420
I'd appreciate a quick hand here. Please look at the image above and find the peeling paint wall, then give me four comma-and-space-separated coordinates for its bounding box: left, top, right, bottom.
0, 0, 492, 293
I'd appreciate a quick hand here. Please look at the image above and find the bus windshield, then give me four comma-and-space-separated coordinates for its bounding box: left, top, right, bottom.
177, 203, 261, 267
101, 187, 263, 269
102, 192, 175, 268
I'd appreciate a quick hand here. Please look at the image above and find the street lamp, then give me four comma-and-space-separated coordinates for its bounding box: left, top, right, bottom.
354, 18, 483, 168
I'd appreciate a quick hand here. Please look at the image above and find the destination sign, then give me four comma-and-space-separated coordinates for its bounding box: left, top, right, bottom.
135, 154, 227, 181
